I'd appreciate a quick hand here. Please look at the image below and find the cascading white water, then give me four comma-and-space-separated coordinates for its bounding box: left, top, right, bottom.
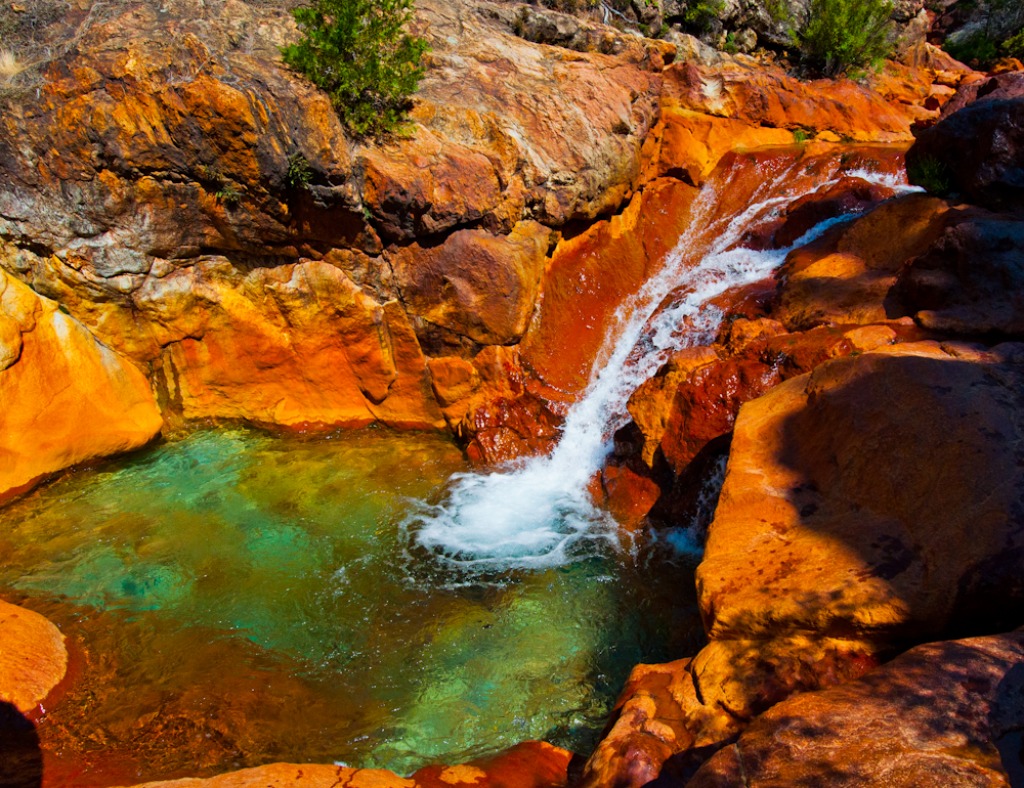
405, 155, 913, 572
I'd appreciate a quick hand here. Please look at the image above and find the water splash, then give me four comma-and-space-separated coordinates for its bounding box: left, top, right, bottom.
407, 153, 909, 572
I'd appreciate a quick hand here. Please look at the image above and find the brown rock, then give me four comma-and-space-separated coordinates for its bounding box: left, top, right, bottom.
0, 269, 162, 499
698, 342, 1024, 643
894, 210, 1024, 338
0, 599, 68, 714
392, 222, 553, 345
690, 631, 1024, 787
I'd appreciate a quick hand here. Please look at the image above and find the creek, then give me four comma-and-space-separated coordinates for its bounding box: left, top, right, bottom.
0, 147, 910, 786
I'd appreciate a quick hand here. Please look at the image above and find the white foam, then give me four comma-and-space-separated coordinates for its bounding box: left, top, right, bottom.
406, 155, 905, 573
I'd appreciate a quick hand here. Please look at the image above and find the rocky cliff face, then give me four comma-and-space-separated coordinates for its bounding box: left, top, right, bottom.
0, 0, 963, 498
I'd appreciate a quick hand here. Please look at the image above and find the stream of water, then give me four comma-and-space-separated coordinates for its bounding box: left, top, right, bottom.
405, 154, 912, 571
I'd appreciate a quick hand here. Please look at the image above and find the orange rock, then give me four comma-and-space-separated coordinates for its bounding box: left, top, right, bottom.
151, 261, 444, 431
596, 461, 663, 527
698, 342, 1024, 643
775, 194, 950, 330
0, 270, 162, 500
691, 632, 1024, 787
0, 599, 68, 714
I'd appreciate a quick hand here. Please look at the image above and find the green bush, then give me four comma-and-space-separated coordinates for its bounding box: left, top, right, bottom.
797, 0, 895, 77
683, 0, 725, 34
1002, 28, 1024, 59
282, 0, 429, 138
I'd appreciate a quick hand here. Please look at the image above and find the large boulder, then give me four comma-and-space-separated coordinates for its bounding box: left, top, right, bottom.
698, 341, 1024, 643
894, 209, 1024, 338
907, 72, 1024, 209
690, 631, 1024, 787
0, 268, 162, 499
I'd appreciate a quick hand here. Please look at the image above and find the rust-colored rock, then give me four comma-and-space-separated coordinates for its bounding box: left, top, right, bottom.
0, 599, 68, 715
690, 631, 1024, 787
698, 341, 1024, 643
775, 194, 951, 330
521, 179, 699, 395
123, 741, 572, 788
579, 638, 878, 788
0, 269, 162, 499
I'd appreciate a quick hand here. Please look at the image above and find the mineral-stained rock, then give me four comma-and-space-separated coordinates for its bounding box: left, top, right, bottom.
121, 741, 572, 788
0, 269, 162, 499
698, 341, 1024, 643
579, 638, 879, 788
689, 631, 1024, 787
0, 599, 68, 714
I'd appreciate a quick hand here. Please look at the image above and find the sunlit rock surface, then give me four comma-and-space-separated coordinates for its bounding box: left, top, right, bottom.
0, 268, 162, 499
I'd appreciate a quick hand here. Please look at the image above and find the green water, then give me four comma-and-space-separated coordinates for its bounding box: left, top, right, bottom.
0, 428, 702, 785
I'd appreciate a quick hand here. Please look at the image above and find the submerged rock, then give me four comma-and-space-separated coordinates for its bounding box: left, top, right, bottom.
120, 741, 572, 788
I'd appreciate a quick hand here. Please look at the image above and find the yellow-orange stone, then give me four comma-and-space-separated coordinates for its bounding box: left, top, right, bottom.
0, 270, 163, 499
0, 599, 68, 714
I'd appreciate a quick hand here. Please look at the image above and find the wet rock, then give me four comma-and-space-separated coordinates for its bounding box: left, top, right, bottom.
698, 341, 1024, 644
0, 269, 162, 500
690, 631, 1024, 787
0, 599, 67, 714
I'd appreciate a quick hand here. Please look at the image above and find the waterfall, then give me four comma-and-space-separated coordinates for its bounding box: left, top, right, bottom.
405, 153, 912, 573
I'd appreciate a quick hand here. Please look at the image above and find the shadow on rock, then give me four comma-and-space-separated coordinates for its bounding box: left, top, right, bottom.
0, 701, 42, 788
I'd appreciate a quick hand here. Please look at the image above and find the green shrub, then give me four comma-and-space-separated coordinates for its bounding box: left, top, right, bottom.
797, 0, 895, 77
907, 155, 952, 196
282, 0, 429, 138
945, 31, 999, 65
286, 153, 313, 189
682, 0, 725, 34
1002, 28, 1024, 59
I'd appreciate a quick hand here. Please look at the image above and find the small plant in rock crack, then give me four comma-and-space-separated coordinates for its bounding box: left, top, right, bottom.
285, 153, 313, 190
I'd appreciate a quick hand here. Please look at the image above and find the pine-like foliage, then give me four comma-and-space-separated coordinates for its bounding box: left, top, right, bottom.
282, 0, 429, 137
798, 0, 894, 77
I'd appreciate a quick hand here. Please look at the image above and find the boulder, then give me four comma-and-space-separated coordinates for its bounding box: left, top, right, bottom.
690, 631, 1024, 787
907, 73, 1024, 209
0, 269, 162, 499
698, 341, 1024, 643
0, 599, 67, 714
